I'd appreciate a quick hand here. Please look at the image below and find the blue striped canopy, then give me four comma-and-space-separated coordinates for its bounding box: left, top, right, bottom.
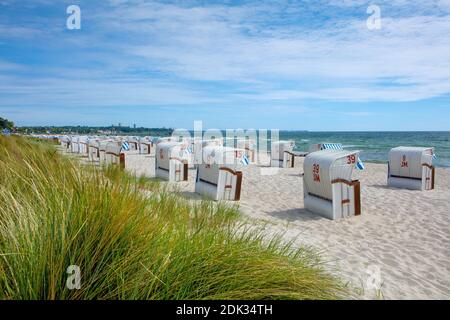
121, 141, 130, 151
240, 154, 250, 166
321, 143, 343, 150
183, 146, 193, 156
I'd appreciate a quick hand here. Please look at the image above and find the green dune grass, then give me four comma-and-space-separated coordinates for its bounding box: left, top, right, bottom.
0, 136, 346, 299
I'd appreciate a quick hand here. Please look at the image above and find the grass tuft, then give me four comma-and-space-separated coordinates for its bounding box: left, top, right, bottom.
0, 136, 346, 299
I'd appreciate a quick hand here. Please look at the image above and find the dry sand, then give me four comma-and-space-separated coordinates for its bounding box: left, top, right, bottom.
82, 150, 450, 299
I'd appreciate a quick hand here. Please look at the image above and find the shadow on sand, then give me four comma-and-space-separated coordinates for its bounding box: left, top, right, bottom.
367, 184, 394, 190
267, 208, 323, 222
178, 191, 204, 201
287, 172, 304, 177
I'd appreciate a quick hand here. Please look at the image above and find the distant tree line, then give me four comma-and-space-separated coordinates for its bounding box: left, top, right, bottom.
0, 117, 14, 130
1, 117, 174, 136
15, 125, 174, 136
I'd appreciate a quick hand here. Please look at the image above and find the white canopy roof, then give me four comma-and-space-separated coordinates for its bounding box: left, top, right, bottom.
390, 146, 434, 154
389, 146, 434, 179
305, 149, 360, 169
202, 146, 245, 165
304, 149, 360, 200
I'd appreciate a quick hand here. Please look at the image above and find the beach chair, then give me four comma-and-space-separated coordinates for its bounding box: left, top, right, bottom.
139, 137, 153, 155
193, 139, 223, 165
98, 140, 105, 163
236, 139, 256, 163
174, 137, 194, 166
87, 140, 101, 162
154, 137, 175, 145
59, 136, 71, 151
310, 143, 365, 170
104, 142, 125, 169
270, 140, 295, 167
195, 146, 244, 201
69, 136, 80, 153
155, 141, 188, 182
78, 137, 89, 157
303, 149, 362, 220
127, 138, 140, 153
98, 140, 112, 164
387, 147, 435, 190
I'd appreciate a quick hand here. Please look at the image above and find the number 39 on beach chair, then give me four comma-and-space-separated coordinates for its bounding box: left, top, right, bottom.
303, 149, 362, 220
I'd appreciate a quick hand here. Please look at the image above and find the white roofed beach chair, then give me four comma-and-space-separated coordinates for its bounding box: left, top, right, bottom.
98, 140, 112, 164
87, 139, 101, 162
155, 141, 189, 182
303, 149, 362, 220
104, 141, 125, 169
236, 139, 256, 163
270, 140, 295, 168
195, 146, 245, 201
69, 136, 80, 153
310, 143, 365, 170
387, 147, 435, 190
77, 137, 90, 157
126, 138, 140, 153
139, 137, 154, 155
154, 137, 176, 145
59, 136, 71, 151
193, 139, 223, 166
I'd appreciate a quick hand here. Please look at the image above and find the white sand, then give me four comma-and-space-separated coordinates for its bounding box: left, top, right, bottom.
85, 151, 450, 299
237, 159, 450, 300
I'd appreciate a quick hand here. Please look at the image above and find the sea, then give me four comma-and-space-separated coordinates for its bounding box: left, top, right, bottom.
279, 131, 450, 168
154, 130, 450, 168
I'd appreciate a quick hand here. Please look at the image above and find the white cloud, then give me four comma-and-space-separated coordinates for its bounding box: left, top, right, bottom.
1, 0, 450, 107
94, 1, 450, 102
0, 60, 21, 70
0, 75, 224, 107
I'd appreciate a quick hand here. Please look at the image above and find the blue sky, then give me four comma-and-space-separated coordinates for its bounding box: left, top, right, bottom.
1, 0, 450, 130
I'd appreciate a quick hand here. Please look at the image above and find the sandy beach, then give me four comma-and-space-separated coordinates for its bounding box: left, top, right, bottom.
119, 151, 450, 300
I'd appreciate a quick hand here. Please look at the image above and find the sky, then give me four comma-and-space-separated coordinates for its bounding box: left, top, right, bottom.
1, 0, 450, 130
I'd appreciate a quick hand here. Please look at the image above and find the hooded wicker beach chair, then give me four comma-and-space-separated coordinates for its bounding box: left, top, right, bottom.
270, 140, 295, 168
195, 146, 244, 201
387, 146, 435, 190
303, 149, 362, 220
155, 141, 189, 182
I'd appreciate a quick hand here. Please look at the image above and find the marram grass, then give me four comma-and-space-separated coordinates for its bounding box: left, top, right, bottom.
0, 136, 346, 299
